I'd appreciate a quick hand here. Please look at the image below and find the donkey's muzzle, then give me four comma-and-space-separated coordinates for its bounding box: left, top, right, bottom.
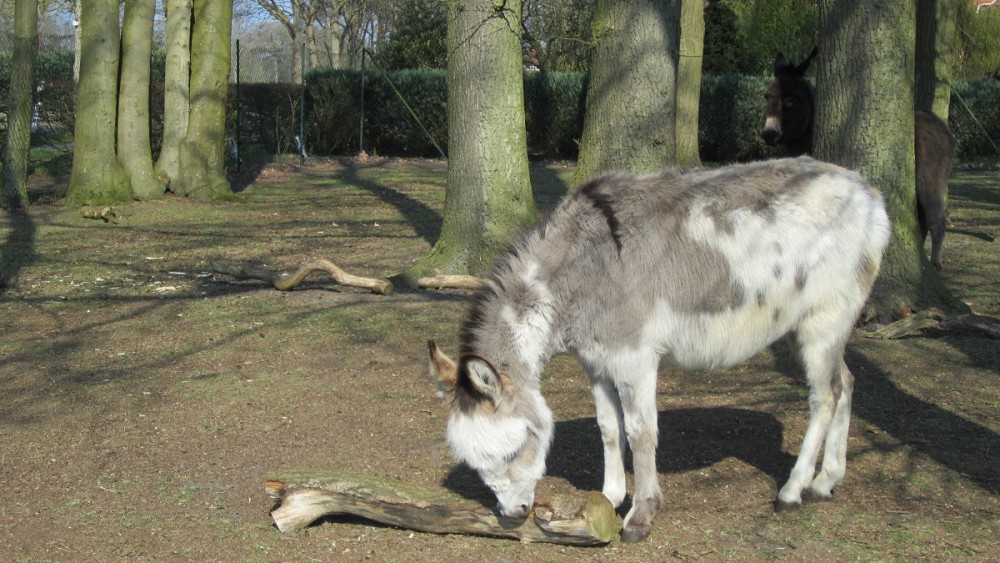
761, 127, 782, 146
497, 502, 531, 520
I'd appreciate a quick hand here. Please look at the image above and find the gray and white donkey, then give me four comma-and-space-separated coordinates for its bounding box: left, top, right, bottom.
428, 156, 890, 542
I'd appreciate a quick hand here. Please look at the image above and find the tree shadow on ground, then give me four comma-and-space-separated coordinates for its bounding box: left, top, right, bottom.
1, 208, 36, 295
771, 339, 1000, 495
330, 162, 443, 245
846, 346, 1000, 495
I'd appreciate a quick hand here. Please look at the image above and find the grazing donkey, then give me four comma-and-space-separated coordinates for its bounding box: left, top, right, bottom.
428, 157, 890, 542
762, 47, 954, 269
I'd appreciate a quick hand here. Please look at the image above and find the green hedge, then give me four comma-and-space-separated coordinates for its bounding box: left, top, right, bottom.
949, 80, 1000, 161
296, 69, 1000, 163
299, 70, 782, 162
4, 59, 998, 165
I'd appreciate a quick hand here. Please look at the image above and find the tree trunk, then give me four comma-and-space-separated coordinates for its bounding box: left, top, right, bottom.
118, 0, 165, 200
675, 0, 704, 168
66, 0, 132, 206
575, 0, 680, 183
154, 0, 193, 189
174, 0, 234, 200
1, 0, 38, 209
73, 0, 82, 83
394, 0, 535, 285
815, 0, 964, 320
915, 0, 958, 119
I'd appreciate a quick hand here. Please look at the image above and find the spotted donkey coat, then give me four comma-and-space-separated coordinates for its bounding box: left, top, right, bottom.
429, 157, 891, 543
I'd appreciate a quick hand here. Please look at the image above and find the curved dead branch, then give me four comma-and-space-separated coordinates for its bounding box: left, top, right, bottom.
211, 259, 393, 295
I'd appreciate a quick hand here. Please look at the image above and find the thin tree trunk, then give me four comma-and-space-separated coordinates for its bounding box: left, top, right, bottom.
815, 0, 963, 320
66, 0, 132, 206
915, 0, 958, 119
118, 0, 165, 200
675, 0, 703, 168
1, 0, 38, 209
395, 0, 535, 285
73, 0, 82, 83
575, 0, 680, 183
155, 0, 193, 189
174, 0, 234, 200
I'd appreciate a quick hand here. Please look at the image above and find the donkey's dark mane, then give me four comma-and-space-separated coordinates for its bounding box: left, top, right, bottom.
578, 177, 624, 253
459, 284, 496, 356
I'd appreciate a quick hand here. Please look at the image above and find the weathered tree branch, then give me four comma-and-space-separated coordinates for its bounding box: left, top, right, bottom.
211, 259, 393, 295
860, 309, 1000, 339
416, 274, 490, 291
266, 471, 617, 545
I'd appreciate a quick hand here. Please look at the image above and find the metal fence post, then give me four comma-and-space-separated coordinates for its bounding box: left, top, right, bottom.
300, 42, 306, 164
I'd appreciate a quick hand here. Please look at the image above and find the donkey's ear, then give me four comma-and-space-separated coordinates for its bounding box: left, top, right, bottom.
460, 356, 505, 403
797, 46, 818, 74
773, 52, 789, 73
428, 340, 458, 395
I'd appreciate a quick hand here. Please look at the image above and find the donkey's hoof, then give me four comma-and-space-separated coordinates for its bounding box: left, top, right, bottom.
620, 524, 653, 543
773, 499, 801, 513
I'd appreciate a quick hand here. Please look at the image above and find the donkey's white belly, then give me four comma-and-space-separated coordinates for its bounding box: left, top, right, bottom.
643, 297, 801, 371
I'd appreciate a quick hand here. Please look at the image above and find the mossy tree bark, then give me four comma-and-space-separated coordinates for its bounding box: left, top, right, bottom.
395, 0, 535, 285
815, 0, 965, 321
0, 0, 38, 209
118, 0, 165, 200
174, 0, 235, 200
575, 0, 680, 184
675, 0, 704, 168
915, 0, 958, 120
154, 0, 193, 189
66, 0, 132, 206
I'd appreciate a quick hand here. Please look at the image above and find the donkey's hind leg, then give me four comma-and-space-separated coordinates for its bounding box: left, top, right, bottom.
776, 331, 848, 511
613, 351, 663, 543
808, 359, 854, 498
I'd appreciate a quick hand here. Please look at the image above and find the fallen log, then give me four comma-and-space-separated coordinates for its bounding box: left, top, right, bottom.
266, 471, 618, 545
211, 259, 392, 295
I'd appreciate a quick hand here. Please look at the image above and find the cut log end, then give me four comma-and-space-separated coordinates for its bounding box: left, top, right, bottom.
266, 471, 618, 545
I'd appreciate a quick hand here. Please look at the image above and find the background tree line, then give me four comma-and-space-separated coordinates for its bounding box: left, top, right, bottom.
2, 0, 999, 320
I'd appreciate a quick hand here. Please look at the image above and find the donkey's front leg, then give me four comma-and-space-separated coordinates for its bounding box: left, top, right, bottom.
616, 354, 663, 543
591, 379, 627, 508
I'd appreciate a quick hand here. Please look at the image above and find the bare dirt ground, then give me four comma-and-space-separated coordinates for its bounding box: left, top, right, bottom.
1, 157, 998, 562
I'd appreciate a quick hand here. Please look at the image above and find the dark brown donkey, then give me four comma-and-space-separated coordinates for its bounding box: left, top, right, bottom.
762, 48, 955, 269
